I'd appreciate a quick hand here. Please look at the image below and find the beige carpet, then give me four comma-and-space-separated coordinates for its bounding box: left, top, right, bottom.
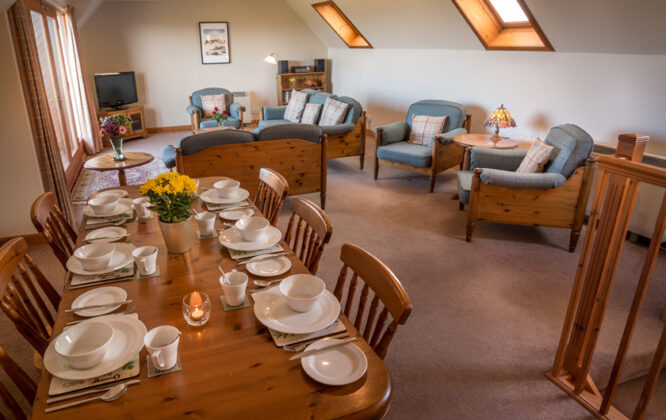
3, 130, 664, 419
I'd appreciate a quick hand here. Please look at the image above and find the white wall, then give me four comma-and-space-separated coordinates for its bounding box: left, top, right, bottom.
0, 12, 44, 237
79, 0, 327, 128
328, 48, 666, 156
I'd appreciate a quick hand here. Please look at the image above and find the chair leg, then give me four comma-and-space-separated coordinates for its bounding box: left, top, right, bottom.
374, 159, 379, 180
569, 229, 581, 252
429, 173, 436, 193
466, 221, 475, 242
320, 191, 326, 210
459, 202, 464, 211
360, 153, 365, 170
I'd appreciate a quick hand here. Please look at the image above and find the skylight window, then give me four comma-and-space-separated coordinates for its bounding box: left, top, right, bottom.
312, 1, 372, 48
488, 0, 528, 23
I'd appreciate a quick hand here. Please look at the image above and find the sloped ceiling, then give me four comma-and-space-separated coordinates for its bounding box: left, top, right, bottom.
287, 0, 666, 54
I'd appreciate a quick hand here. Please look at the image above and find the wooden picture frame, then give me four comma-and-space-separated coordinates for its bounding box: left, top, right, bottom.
199, 22, 230, 64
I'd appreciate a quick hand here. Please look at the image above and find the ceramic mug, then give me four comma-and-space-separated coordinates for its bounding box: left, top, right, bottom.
219, 270, 248, 306
144, 326, 180, 371
132, 246, 158, 276
195, 211, 216, 237
133, 197, 151, 219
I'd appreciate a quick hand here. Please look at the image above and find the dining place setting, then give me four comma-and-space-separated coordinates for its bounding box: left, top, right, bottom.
25, 172, 394, 418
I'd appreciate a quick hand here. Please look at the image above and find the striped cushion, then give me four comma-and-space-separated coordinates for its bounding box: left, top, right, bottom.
301, 103, 322, 125
201, 94, 226, 117
516, 138, 554, 173
408, 115, 446, 146
284, 90, 309, 122
319, 97, 350, 126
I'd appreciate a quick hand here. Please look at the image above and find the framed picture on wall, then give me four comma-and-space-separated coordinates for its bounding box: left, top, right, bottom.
199, 22, 230, 64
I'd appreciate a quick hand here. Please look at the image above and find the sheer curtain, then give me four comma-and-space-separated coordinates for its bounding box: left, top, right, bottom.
58, 6, 102, 154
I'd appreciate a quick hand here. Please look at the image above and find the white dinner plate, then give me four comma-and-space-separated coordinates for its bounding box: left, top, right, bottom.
219, 226, 282, 251
83, 203, 131, 218
71, 286, 128, 317
84, 226, 128, 243
96, 189, 128, 199
301, 338, 368, 386
200, 188, 250, 205
219, 208, 254, 221
44, 315, 147, 380
66, 243, 134, 275
246, 256, 291, 277
253, 286, 340, 334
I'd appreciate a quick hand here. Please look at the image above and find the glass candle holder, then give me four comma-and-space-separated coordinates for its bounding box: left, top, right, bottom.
182, 291, 211, 327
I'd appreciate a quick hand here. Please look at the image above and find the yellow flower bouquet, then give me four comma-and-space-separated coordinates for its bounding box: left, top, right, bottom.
140, 172, 198, 223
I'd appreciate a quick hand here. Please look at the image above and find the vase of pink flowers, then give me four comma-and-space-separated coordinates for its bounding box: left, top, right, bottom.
100, 114, 132, 161
211, 107, 228, 127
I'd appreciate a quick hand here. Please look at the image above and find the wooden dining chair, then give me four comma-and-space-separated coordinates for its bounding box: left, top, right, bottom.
284, 198, 333, 275
254, 168, 289, 226
0, 237, 60, 356
0, 345, 37, 420
333, 244, 412, 359
30, 192, 76, 267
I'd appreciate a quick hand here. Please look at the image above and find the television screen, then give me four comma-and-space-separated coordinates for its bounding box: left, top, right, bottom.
94, 72, 138, 108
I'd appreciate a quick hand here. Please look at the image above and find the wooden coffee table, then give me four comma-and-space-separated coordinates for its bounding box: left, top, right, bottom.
454, 134, 523, 170
84, 152, 154, 186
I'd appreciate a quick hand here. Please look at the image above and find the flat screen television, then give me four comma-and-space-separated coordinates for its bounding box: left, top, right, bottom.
94, 72, 138, 109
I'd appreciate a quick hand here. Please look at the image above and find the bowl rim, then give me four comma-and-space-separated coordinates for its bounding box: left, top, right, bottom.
89, 195, 119, 206
55, 321, 114, 358
279, 274, 326, 301
74, 243, 115, 259
213, 179, 240, 189
235, 216, 269, 231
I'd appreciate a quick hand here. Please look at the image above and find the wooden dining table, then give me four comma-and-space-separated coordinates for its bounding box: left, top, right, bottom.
31, 177, 391, 419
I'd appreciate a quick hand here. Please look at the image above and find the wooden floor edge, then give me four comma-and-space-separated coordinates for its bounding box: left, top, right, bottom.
544, 372, 628, 420
147, 125, 191, 133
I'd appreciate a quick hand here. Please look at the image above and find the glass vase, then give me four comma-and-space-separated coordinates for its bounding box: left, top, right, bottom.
110, 137, 126, 161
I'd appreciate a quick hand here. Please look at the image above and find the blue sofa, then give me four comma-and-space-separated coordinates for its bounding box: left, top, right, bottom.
186, 88, 245, 130
258, 89, 366, 168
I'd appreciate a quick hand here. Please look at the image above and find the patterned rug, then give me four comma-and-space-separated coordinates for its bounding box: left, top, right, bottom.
72, 159, 169, 202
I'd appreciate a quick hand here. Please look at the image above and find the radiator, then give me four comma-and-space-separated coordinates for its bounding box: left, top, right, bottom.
231, 91, 253, 123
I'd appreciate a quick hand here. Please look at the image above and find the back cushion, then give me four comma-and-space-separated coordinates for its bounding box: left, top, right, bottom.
319, 97, 350, 126
543, 124, 594, 177
408, 115, 447, 146
284, 90, 309, 122
301, 103, 322, 125
201, 94, 226, 117
407, 100, 466, 132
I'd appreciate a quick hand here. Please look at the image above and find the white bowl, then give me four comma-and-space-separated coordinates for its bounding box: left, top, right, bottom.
54, 321, 114, 369
213, 180, 241, 198
279, 274, 326, 312
88, 195, 119, 215
235, 216, 270, 242
74, 243, 115, 271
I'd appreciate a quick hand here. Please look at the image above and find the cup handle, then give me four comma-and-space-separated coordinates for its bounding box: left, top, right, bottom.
150, 350, 165, 368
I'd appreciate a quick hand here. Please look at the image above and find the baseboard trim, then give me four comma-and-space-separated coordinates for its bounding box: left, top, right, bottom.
147, 125, 191, 133
0, 233, 47, 247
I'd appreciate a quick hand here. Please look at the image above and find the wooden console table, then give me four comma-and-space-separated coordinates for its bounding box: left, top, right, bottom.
97, 106, 148, 140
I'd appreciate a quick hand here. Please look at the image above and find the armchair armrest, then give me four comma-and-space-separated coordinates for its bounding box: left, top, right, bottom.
470, 148, 527, 171
161, 145, 177, 169
229, 102, 245, 119
477, 168, 566, 189
262, 106, 286, 120
186, 104, 201, 116
433, 128, 467, 145
374, 121, 409, 146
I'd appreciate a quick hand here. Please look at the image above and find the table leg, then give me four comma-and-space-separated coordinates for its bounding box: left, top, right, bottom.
118, 169, 127, 186
462, 147, 471, 171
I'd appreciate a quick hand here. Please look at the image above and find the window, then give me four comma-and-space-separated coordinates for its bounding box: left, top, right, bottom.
312, 1, 372, 48
451, 0, 553, 51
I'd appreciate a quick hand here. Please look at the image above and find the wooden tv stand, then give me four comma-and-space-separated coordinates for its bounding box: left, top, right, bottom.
97, 105, 148, 141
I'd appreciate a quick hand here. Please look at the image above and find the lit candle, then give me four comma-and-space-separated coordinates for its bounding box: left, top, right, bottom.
190, 291, 204, 320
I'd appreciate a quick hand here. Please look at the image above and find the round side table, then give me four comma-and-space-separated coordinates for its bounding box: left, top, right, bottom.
453, 134, 521, 170
84, 152, 154, 186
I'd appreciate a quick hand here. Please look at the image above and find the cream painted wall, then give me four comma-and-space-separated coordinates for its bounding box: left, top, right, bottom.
0, 12, 44, 236
328, 48, 666, 156
79, 0, 327, 128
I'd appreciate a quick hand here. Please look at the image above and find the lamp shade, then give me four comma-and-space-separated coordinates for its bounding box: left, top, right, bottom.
263, 53, 279, 64
484, 104, 516, 129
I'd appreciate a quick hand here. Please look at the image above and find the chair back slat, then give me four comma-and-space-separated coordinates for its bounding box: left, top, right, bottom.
0, 238, 59, 355
284, 198, 333, 275
0, 345, 36, 420
334, 244, 412, 359
31, 192, 76, 267
254, 168, 288, 226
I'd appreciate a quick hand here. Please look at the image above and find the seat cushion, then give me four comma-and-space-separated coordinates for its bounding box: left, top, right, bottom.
200, 118, 241, 129
457, 170, 473, 205
376, 141, 432, 168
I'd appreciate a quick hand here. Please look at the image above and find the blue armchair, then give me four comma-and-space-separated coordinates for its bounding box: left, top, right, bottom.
457, 124, 594, 251
374, 100, 471, 192
186, 88, 245, 130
